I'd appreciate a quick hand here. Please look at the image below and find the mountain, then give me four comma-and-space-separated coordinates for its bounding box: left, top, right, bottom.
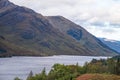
46, 16, 119, 56
99, 38, 120, 53
0, 0, 118, 57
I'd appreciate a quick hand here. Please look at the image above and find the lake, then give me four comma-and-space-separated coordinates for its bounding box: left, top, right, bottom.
0, 55, 108, 80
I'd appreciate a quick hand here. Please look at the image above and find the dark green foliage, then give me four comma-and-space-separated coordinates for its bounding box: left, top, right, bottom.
48, 64, 80, 80
27, 68, 47, 80
0, 48, 7, 54
84, 56, 120, 75
18, 56, 120, 80
112, 55, 120, 59
116, 58, 120, 75
27, 71, 33, 80
14, 77, 21, 80
27, 64, 81, 80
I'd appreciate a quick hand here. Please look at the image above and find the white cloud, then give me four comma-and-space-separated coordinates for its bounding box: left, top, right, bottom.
9, 0, 120, 40
9, 0, 120, 25
83, 25, 120, 41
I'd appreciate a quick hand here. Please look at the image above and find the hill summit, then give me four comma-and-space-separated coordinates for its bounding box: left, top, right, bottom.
0, 0, 118, 57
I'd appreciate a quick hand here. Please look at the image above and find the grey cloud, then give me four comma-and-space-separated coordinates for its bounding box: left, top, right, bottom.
102, 29, 116, 33
91, 22, 106, 27
110, 24, 120, 27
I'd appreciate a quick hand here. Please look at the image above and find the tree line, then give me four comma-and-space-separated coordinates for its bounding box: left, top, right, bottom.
14, 55, 120, 80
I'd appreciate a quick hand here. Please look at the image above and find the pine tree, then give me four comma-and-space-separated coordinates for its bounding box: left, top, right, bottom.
116, 58, 120, 75
27, 71, 33, 80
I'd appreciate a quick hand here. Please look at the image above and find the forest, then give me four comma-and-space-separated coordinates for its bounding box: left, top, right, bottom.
15, 55, 120, 80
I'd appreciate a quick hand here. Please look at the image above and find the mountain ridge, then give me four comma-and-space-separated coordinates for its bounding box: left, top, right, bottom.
0, 0, 118, 57
99, 38, 120, 53
47, 16, 119, 55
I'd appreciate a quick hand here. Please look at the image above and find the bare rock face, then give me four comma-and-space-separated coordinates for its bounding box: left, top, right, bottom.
0, 0, 118, 57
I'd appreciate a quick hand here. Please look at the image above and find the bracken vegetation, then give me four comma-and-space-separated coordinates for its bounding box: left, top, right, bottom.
76, 74, 120, 80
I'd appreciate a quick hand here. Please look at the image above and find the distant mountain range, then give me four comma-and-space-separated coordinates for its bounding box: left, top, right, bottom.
0, 0, 118, 57
99, 38, 120, 54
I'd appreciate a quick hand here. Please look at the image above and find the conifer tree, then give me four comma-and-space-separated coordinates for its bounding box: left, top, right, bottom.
27, 71, 33, 80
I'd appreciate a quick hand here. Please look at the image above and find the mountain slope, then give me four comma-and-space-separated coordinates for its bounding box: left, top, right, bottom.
0, 0, 92, 57
99, 38, 120, 53
0, 0, 118, 57
47, 16, 118, 56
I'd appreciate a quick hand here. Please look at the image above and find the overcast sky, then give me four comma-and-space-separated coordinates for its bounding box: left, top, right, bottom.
10, 0, 120, 41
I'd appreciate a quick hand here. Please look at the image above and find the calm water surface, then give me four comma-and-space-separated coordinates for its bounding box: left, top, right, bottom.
0, 55, 108, 80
